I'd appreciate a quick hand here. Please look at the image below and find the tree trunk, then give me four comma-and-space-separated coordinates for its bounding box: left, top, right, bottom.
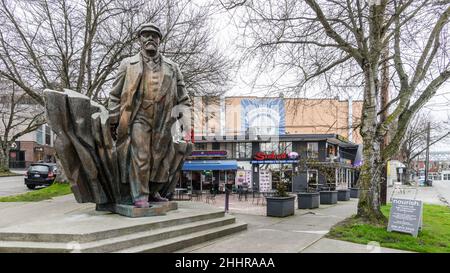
0, 148, 10, 172
357, 139, 387, 223
357, 69, 387, 224
404, 161, 414, 185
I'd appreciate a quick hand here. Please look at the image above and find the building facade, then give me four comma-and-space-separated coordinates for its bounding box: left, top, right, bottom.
191, 96, 363, 144
178, 96, 363, 193
9, 124, 56, 169
180, 133, 360, 194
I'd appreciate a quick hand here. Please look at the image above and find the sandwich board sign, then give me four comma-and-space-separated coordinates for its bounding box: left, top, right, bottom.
387, 198, 423, 237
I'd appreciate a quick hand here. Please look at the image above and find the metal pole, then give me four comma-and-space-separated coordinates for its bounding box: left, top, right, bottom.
225, 187, 230, 213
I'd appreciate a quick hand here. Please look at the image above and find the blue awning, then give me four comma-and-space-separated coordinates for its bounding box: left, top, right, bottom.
182, 160, 238, 171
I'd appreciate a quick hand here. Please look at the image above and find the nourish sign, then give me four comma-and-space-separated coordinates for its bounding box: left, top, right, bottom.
387, 198, 423, 237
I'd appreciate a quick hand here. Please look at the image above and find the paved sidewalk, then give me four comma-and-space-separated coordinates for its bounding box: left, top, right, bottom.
302, 238, 410, 253
387, 184, 447, 206
0, 194, 94, 229
177, 198, 410, 253
0, 194, 412, 253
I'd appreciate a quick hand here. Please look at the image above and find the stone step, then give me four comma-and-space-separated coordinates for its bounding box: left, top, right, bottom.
83, 216, 237, 253
0, 216, 240, 253
0, 241, 69, 253
115, 222, 248, 253
0, 210, 226, 243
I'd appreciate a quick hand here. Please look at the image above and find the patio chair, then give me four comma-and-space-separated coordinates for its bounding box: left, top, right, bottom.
252, 191, 263, 206
191, 190, 202, 201
206, 192, 216, 204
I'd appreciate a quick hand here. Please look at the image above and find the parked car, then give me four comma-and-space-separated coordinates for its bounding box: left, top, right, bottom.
24, 163, 58, 189
418, 176, 433, 187
418, 177, 425, 186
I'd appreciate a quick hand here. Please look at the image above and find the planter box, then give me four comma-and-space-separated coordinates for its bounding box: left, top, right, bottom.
297, 192, 320, 209
350, 188, 360, 198
266, 196, 295, 217
319, 190, 338, 204
337, 189, 350, 201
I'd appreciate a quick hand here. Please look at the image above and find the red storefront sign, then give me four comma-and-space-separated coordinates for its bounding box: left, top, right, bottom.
253, 152, 288, 161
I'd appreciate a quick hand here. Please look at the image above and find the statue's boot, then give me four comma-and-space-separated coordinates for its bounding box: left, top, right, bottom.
149, 192, 168, 202
134, 199, 150, 208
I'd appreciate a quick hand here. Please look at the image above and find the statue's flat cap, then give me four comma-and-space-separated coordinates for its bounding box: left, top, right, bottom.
138, 23, 162, 38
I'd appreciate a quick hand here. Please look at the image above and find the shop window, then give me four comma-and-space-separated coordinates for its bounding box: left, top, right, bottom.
307, 170, 319, 190
307, 142, 319, 159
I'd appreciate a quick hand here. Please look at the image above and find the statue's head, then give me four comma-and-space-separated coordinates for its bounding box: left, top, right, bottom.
137, 23, 162, 57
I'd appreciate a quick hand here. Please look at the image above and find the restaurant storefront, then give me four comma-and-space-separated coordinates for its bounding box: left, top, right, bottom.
180, 160, 238, 193
179, 134, 361, 194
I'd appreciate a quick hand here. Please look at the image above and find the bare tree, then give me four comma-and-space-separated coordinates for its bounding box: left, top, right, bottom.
0, 0, 231, 105
0, 78, 45, 172
225, 0, 450, 223
398, 112, 450, 184
0, 0, 232, 172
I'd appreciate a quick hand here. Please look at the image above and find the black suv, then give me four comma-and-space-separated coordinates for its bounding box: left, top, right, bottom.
24, 163, 58, 189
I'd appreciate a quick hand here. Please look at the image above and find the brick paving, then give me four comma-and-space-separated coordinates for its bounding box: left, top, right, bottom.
180, 192, 285, 216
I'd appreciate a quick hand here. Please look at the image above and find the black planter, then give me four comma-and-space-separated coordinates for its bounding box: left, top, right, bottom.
297, 192, 320, 209
337, 189, 350, 201
266, 196, 295, 217
350, 188, 360, 198
319, 190, 338, 204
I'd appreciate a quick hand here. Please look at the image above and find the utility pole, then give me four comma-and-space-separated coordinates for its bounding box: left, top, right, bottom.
424, 122, 431, 184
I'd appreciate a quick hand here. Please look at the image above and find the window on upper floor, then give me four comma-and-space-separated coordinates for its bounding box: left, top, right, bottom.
194, 143, 207, 150
224, 142, 235, 157
45, 125, 51, 145
235, 142, 252, 159
260, 142, 292, 154
307, 142, 319, 159
36, 125, 44, 145
212, 142, 220, 150
280, 142, 292, 154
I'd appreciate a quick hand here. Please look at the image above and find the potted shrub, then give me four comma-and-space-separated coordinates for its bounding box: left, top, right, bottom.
350, 187, 360, 198
266, 182, 295, 217
319, 187, 338, 204
337, 188, 350, 201
301, 159, 338, 205
350, 168, 361, 198
297, 185, 320, 209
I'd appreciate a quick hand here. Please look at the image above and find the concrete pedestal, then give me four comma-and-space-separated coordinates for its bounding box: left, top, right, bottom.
96, 202, 178, 218
0, 202, 247, 253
